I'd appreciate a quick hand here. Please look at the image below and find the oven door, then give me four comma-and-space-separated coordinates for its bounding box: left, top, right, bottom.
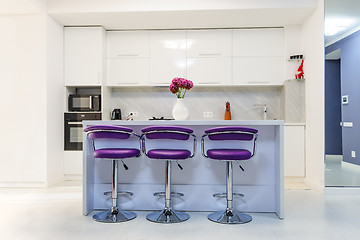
64, 120, 84, 150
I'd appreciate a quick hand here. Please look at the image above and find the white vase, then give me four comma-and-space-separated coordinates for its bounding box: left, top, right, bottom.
172, 98, 189, 120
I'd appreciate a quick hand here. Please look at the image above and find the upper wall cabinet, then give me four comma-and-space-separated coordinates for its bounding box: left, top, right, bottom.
186, 29, 232, 85
149, 30, 187, 85
107, 31, 149, 58
187, 29, 232, 57
64, 27, 105, 86
232, 28, 284, 85
107, 31, 149, 86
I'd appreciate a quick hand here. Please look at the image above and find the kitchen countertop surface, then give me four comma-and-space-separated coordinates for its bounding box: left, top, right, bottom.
83, 119, 284, 126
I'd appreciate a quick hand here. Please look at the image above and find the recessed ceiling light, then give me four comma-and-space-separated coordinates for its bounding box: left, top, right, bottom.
325, 18, 354, 36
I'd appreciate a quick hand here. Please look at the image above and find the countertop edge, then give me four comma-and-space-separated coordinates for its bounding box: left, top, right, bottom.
83, 120, 284, 126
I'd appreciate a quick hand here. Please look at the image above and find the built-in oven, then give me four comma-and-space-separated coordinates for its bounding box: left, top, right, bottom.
68, 94, 101, 112
64, 112, 101, 151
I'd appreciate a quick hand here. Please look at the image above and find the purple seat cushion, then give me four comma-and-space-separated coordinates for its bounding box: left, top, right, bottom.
84, 125, 134, 140
205, 126, 258, 141
147, 149, 191, 160
207, 149, 252, 160
94, 148, 140, 159
141, 125, 193, 140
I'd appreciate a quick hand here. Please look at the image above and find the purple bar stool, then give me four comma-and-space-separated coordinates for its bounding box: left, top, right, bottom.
201, 126, 258, 224
84, 125, 141, 223
141, 126, 197, 223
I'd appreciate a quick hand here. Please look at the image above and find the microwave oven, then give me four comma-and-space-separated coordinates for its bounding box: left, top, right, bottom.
68, 94, 101, 112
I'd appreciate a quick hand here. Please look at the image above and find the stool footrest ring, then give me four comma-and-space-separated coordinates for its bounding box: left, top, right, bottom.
104, 191, 134, 197
153, 191, 184, 198
213, 193, 244, 198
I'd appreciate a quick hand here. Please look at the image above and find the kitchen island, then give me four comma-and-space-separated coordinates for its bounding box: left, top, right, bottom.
82, 120, 284, 218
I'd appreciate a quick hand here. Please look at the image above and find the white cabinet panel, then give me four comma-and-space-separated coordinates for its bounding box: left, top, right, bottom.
233, 57, 283, 85
149, 30, 186, 85
64, 27, 105, 86
107, 31, 149, 58
107, 59, 149, 86
187, 29, 232, 57
64, 151, 83, 175
187, 58, 232, 85
284, 125, 305, 177
233, 28, 283, 57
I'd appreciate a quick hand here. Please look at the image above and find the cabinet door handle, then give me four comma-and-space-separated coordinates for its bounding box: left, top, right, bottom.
198, 82, 221, 84
116, 82, 139, 85
117, 54, 139, 57
247, 81, 270, 84
199, 53, 221, 56
68, 122, 83, 125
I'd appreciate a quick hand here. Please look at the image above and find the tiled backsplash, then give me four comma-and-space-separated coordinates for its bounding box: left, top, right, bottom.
110, 86, 298, 121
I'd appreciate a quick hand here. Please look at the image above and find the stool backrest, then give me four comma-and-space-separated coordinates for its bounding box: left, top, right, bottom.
141, 126, 193, 140
205, 126, 258, 141
84, 125, 134, 139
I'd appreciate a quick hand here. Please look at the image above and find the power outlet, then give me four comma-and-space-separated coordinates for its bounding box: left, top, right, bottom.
129, 111, 139, 117
203, 112, 213, 118
351, 151, 356, 158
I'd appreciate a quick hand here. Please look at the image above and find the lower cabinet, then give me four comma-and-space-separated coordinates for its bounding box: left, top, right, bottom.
64, 151, 83, 179
284, 125, 305, 177
233, 57, 283, 85
107, 59, 149, 86
187, 58, 232, 85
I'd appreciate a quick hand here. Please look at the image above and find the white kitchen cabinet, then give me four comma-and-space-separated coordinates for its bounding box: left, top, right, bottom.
233, 28, 283, 57
284, 125, 305, 177
64, 27, 105, 86
232, 28, 284, 85
233, 57, 283, 85
187, 58, 232, 85
187, 29, 232, 57
149, 30, 187, 85
107, 59, 149, 86
107, 31, 149, 58
106, 31, 149, 86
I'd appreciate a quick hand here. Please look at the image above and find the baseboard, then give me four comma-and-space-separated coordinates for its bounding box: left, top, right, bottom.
0, 181, 47, 188
304, 178, 324, 193
284, 177, 305, 182
325, 155, 343, 162
64, 174, 82, 181
325, 187, 360, 195
46, 176, 66, 187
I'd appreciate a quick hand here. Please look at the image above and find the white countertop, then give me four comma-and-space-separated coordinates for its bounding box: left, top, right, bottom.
83, 119, 284, 126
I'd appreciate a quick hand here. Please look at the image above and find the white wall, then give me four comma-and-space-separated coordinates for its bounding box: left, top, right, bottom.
0, 14, 47, 186
46, 16, 64, 186
302, 0, 325, 190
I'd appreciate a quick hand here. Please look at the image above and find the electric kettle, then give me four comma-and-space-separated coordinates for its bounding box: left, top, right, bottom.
111, 109, 122, 120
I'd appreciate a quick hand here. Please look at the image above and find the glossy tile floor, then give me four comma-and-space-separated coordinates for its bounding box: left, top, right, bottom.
325, 155, 360, 186
1, 181, 360, 240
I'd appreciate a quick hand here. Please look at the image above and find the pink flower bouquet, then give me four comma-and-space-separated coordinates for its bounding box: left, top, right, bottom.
169, 77, 194, 98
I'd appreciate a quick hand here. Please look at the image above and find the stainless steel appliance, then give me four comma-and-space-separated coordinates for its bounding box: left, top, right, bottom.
68, 94, 101, 112
111, 109, 122, 120
64, 112, 101, 151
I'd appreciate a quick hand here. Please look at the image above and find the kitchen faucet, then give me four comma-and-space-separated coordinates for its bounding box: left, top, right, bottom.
254, 104, 268, 120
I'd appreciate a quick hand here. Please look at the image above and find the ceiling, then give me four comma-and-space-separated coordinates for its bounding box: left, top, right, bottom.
325, 0, 360, 46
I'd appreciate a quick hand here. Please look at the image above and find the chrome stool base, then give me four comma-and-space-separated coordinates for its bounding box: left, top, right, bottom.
93, 209, 136, 223
208, 210, 252, 224
146, 209, 190, 223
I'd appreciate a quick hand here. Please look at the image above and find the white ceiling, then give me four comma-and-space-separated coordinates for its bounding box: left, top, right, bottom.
46, 0, 317, 30
325, 0, 360, 46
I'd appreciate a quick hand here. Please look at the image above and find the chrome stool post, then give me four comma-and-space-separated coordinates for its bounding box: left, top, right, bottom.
92, 160, 137, 223
146, 160, 190, 223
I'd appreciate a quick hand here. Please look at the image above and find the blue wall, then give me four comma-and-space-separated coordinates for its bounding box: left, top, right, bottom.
325, 60, 342, 155
326, 31, 360, 165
